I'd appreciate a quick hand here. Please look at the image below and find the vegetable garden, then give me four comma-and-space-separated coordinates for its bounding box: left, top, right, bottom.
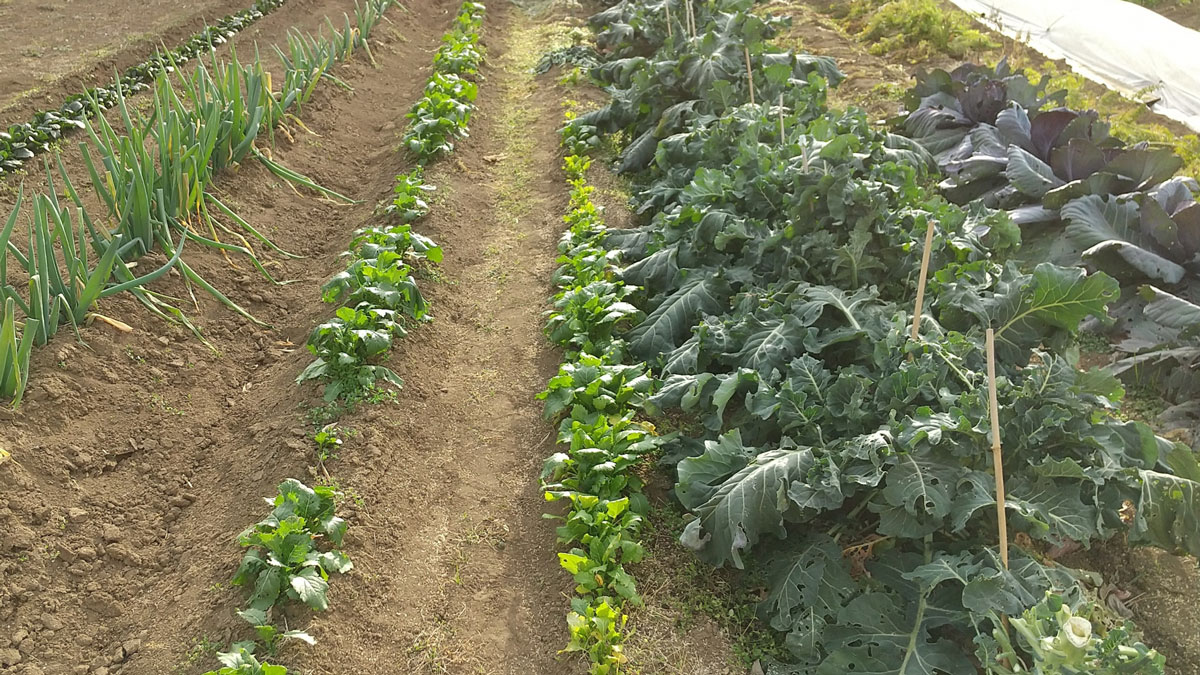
535, 0, 1200, 672
1, 0, 1199, 673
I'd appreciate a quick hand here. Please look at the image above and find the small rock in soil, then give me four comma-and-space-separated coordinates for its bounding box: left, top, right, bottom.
75, 547, 96, 562
56, 545, 76, 563
121, 640, 140, 657
3, 524, 36, 551
21, 665, 45, 675
67, 508, 88, 523
106, 544, 142, 566
41, 614, 63, 631
0, 648, 22, 666
100, 524, 121, 543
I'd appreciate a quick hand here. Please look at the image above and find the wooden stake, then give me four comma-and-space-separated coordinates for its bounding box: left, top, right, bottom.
665, 0, 673, 39
778, 93, 785, 145
909, 220, 936, 346
686, 0, 696, 37
985, 328, 1010, 569
744, 46, 755, 105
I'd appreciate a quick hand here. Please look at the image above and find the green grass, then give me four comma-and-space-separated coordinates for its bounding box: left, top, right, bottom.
638, 503, 790, 667
833, 0, 999, 62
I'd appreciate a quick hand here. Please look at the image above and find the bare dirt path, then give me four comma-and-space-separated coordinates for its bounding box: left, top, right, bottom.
286, 5, 574, 673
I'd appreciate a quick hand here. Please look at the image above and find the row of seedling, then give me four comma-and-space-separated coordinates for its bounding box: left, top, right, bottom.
296, 169, 440, 403
403, 2, 486, 163
0, 0, 290, 177
199, 3, 402, 673
538, 139, 660, 673
204, 479, 353, 674
297, 0, 487, 405
0, 0, 396, 406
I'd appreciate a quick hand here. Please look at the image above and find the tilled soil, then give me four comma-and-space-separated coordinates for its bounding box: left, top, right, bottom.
0, 0, 254, 117
0, 1, 740, 674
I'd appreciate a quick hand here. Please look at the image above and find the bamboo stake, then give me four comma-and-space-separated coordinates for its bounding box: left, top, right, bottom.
778, 93, 785, 145
665, 0, 673, 39
909, 220, 936, 347
985, 328, 1010, 569
744, 46, 755, 105
686, 0, 696, 37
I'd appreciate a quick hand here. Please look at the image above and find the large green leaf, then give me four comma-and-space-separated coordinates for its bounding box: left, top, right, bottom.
1131, 470, 1200, 558
820, 592, 974, 675
290, 566, 331, 611
1006, 477, 1101, 546
761, 534, 856, 640
1062, 195, 1185, 283
627, 272, 730, 358
676, 430, 758, 510
1005, 146, 1063, 198
989, 263, 1118, 363
1140, 285, 1200, 333
873, 450, 963, 538
680, 436, 817, 568
726, 314, 810, 377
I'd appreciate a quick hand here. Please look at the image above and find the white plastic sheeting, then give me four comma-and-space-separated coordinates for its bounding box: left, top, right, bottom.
946, 0, 1200, 132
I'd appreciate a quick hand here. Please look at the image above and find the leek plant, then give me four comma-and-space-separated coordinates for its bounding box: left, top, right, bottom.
47, 155, 206, 342
65, 86, 265, 325
0, 198, 36, 406
0, 297, 37, 406
3, 194, 181, 346
0, 0, 403, 406
348, 0, 397, 65
274, 29, 351, 114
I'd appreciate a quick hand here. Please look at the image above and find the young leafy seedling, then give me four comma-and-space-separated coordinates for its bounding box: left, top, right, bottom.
232, 480, 352, 612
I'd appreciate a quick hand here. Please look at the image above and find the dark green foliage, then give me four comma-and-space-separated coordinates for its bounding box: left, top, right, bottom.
898, 61, 1200, 398
570, 1, 1197, 672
